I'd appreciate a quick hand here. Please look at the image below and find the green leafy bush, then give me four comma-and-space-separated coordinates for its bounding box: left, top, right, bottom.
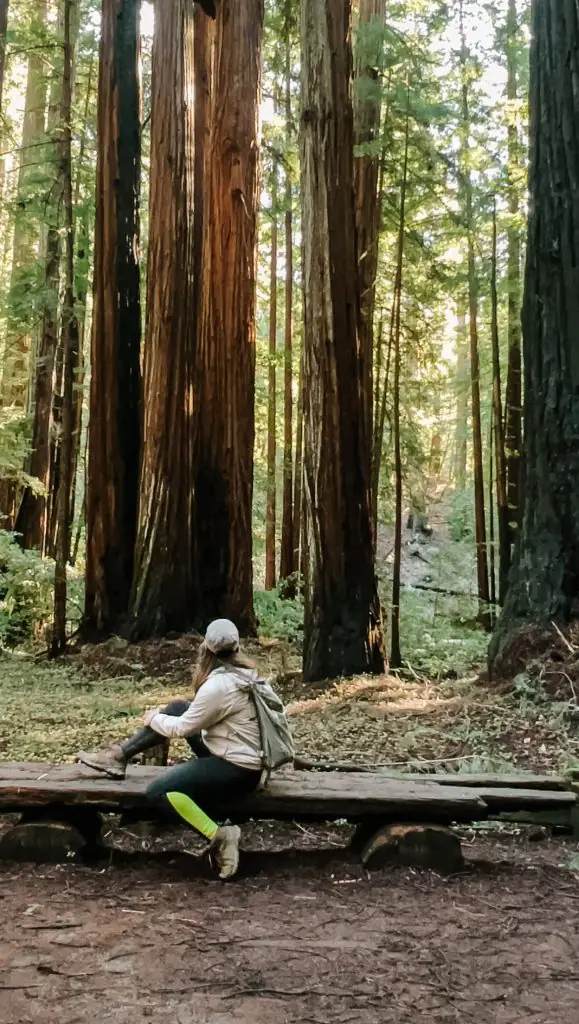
254, 588, 304, 645
449, 488, 475, 542
0, 531, 55, 645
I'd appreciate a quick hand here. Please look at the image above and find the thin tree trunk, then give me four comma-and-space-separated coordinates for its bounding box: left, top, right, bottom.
4, 0, 48, 392
69, 206, 89, 534
130, 0, 196, 638
354, 0, 386, 451
454, 305, 468, 487
390, 88, 410, 671
51, 0, 76, 656
301, 0, 385, 682
488, 417, 496, 621
459, 2, 490, 631
16, 0, 75, 551
491, 200, 510, 604
14, 223, 60, 550
265, 162, 278, 591
194, 0, 263, 633
370, 90, 392, 537
85, 0, 141, 636
279, 21, 294, 585
0, 0, 9, 115
0, 0, 48, 526
291, 338, 304, 588
504, 0, 522, 553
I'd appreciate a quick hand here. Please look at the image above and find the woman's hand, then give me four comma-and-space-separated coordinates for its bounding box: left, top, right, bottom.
143, 707, 162, 727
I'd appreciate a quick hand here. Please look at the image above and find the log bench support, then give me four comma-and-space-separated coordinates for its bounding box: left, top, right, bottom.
0, 805, 104, 864
0, 763, 576, 871
361, 823, 464, 874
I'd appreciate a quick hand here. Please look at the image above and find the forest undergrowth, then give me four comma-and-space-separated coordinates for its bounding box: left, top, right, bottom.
1, 519, 578, 775
1, 621, 577, 777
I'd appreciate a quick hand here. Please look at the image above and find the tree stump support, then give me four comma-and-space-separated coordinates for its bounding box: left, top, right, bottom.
0, 804, 104, 864
360, 822, 465, 875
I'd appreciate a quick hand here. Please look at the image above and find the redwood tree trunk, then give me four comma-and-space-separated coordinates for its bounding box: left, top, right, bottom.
194, 0, 263, 633
85, 0, 141, 636
389, 92, 410, 671
16, 14, 70, 552
504, 0, 523, 552
491, 201, 510, 604
354, 0, 386, 449
301, 0, 385, 682
454, 306, 468, 488
278, 19, 294, 585
490, 0, 579, 672
264, 163, 278, 591
292, 340, 305, 585
459, 3, 490, 630
15, 224, 60, 551
51, 0, 76, 656
0, 1, 48, 526
0, 0, 9, 115
193, 6, 213, 343
130, 0, 196, 638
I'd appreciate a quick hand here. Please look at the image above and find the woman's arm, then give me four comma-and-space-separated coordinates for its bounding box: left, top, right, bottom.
148, 679, 227, 739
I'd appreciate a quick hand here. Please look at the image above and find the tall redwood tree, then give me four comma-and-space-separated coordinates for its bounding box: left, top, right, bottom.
84, 0, 141, 636
300, 0, 385, 682
194, 0, 263, 633
130, 0, 196, 637
490, 0, 579, 672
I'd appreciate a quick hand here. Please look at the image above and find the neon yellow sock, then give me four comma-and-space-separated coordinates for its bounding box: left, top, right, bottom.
166, 791, 218, 840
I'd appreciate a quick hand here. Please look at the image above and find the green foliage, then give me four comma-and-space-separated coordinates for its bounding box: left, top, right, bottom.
449, 488, 476, 542
0, 531, 55, 644
398, 587, 488, 677
0, 531, 84, 646
0, 409, 38, 490
254, 587, 304, 645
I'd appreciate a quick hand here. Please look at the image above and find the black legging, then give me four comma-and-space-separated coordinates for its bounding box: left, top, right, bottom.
135, 700, 261, 827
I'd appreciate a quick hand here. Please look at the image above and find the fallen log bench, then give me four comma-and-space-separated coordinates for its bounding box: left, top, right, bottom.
0, 762, 575, 874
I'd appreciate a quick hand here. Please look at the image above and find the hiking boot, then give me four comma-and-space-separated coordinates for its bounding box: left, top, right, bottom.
77, 744, 127, 779
210, 825, 241, 880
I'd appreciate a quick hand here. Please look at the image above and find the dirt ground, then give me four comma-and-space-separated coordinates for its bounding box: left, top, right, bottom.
1, 826, 578, 1024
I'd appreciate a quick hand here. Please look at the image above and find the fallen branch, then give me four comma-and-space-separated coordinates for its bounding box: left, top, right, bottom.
293, 754, 477, 773
551, 620, 576, 655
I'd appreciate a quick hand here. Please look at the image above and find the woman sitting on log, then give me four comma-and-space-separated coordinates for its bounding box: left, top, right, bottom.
77, 620, 264, 880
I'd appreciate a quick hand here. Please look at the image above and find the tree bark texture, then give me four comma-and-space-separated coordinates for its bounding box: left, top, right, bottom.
85, 0, 141, 636
51, 0, 76, 656
16, 3, 74, 552
300, 0, 385, 682
490, 0, 579, 668
491, 202, 510, 605
4, 0, 47, 403
353, 0, 386, 450
453, 306, 468, 488
193, 6, 213, 346
0, 1, 48, 526
279, 22, 294, 585
265, 164, 278, 591
505, 0, 523, 550
459, 4, 490, 629
0, 0, 9, 115
194, 0, 263, 634
130, 0, 196, 638
389, 91, 409, 670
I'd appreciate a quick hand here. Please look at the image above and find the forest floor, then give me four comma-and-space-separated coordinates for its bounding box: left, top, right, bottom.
1, 833, 578, 1024
2, 517, 579, 1022
1, 629, 579, 1023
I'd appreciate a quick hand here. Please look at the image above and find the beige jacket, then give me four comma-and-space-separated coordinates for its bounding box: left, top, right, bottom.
149, 666, 262, 770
